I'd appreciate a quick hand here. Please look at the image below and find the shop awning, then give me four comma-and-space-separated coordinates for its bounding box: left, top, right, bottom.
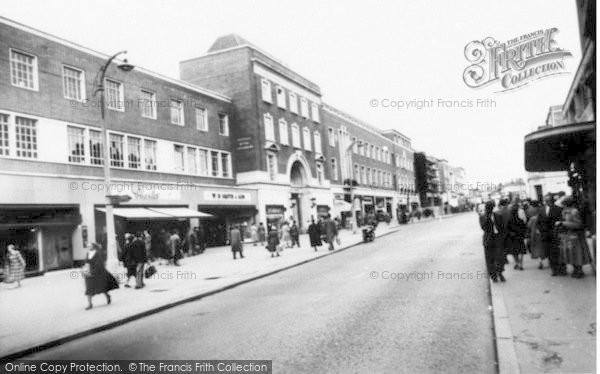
334, 200, 353, 211
148, 207, 213, 218
96, 207, 171, 219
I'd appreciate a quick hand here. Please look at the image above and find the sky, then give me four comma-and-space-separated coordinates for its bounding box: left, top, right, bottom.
1, 0, 582, 186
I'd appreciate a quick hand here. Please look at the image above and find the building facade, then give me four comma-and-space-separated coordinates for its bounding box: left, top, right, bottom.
414, 152, 442, 214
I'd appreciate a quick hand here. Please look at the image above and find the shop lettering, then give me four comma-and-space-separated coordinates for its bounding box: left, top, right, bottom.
204, 191, 250, 201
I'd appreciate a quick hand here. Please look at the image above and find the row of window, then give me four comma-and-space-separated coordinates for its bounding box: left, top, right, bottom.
353, 164, 394, 189
8, 48, 230, 135
261, 78, 320, 123
264, 113, 323, 154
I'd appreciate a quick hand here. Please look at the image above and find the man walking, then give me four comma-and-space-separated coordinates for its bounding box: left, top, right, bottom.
230, 225, 244, 260
479, 201, 506, 282
323, 214, 338, 251
132, 232, 147, 289
537, 193, 564, 276
168, 229, 182, 266
290, 221, 300, 248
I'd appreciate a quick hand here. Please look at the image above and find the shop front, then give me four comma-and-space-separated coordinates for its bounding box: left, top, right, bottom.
0, 205, 81, 278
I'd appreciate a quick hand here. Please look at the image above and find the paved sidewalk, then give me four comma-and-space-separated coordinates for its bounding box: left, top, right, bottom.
0, 222, 404, 359
490, 253, 596, 373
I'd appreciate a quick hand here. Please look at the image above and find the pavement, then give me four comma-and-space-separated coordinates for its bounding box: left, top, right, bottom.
490, 251, 596, 374
22, 213, 496, 373
1, 220, 409, 360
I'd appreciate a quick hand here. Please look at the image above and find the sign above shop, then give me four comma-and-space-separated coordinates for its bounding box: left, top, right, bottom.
204, 191, 251, 202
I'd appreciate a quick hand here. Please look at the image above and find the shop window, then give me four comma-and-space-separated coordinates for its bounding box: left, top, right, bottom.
67, 126, 85, 163
109, 133, 124, 167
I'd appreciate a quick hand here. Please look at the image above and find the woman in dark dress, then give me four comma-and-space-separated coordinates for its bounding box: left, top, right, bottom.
267, 225, 281, 258
83, 243, 119, 310
307, 218, 322, 251
507, 204, 527, 270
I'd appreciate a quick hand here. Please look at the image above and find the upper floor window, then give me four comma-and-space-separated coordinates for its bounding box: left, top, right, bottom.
300, 97, 309, 118
370, 144, 374, 159
140, 90, 157, 119
187, 147, 198, 174
170, 99, 184, 126
330, 158, 338, 181
291, 123, 300, 148
67, 126, 85, 163
352, 137, 357, 153
127, 136, 141, 169
276, 86, 286, 108
89, 130, 104, 165
303, 127, 312, 151
376, 147, 380, 161
221, 153, 230, 178
218, 113, 229, 136
105, 79, 125, 111
144, 139, 157, 170
289, 92, 298, 114
15, 116, 37, 159
328, 128, 335, 147
261, 78, 272, 103
267, 152, 277, 181
10, 49, 38, 90
264, 113, 275, 141
354, 164, 359, 182
279, 119, 289, 145
198, 149, 209, 176
195, 107, 208, 131
316, 162, 324, 185
359, 141, 364, 156
311, 103, 320, 123
109, 133, 124, 167
174, 145, 185, 172
361, 166, 366, 185
0, 114, 9, 156
211, 151, 220, 177
63, 66, 85, 101
313, 131, 322, 154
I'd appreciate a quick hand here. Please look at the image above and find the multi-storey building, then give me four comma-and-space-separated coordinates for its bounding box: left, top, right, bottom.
0, 18, 258, 275
381, 129, 419, 213
414, 152, 442, 214
180, 34, 330, 230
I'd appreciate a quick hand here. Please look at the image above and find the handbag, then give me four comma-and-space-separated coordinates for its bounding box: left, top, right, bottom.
144, 263, 157, 279
81, 263, 91, 278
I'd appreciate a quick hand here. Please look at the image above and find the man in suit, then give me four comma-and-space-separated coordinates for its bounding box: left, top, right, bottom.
537, 193, 564, 276
132, 232, 148, 289
497, 198, 511, 265
323, 214, 339, 251
480, 200, 506, 282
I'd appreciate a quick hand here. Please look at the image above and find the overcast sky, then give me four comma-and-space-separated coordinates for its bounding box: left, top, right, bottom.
2, 0, 582, 185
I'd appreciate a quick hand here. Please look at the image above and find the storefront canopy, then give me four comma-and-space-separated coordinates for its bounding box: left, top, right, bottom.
334, 200, 353, 211
96, 207, 213, 220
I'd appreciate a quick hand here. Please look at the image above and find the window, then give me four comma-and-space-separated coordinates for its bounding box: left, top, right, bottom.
371, 169, 376, 185
15, 117, 37, 158
366, 168, 371, 185
289, 92, 298, 113
279, 119, 289, 145
267, 152, 277, 181
66, 126, 85, 163
127, 137, 141, 169
352, 137, 357, 153
300, 97, 309, 118
10, 49, 38, 90
370, 144, 374, 159
376, 147, 380, 161
378, 170, 382, 186
328, 128, 335, 147
264, 113, 275, 141
313, 131, 322, 154
276, 86, 286, 108
291, 123, 300, 148
311, 103, 320, 122
109, 133, 124, 167
105, 79, 124, 111
89, 130, 104, 165
144, 140, 157, 170
361, 166, 366, 185
0, 114, 9, 156
198, 149, 208, 176
63, 66, 85, 101
354, 164, 359, 181
261, 78, 272, 103
330, 158, 338, 181
173, 145, 185, 171
221, 153, 230, 178
303, 127, 311, 151
187, 147, 197, 174
359, 141, 365, 156
316, 162, 324, 184
211, 151, 220, 177
195, 107, 208, 131
140, 90, 157, 119
218, 114, 229, 136
170, 99, 184, 126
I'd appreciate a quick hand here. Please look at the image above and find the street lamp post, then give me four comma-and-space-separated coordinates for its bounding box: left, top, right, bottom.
94, 51, 134, 272
344, 141, 362, 234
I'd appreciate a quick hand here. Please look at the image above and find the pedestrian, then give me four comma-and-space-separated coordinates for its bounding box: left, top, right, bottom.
121, 233, 137, 288
290, 221, 300, 248
190, 227, 200, 255
537, 193, 564, 276
479, 200, 506, 282
83, 243, 119, 310
143, 230, 152, 261
197, 224, 206, 253
507, 204, 527, 270
527, 204, 547, 269
132, 232, 147, 289
267, 225, 281, 257
258, 222, 266, 246
250, 223, 259, 246
556, 197, 591, 278
280, 221, 292, 248
231, 225, 244, 259
168, 229, 182, 266
307, 218, 322, 251
323, 214, 338, 251
4, 244, 25, 288
497, 198, 511, 265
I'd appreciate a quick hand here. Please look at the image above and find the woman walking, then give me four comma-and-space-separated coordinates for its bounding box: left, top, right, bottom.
528, 213, 547, 269
267, 225, 281, 257
83, 243, 119, 310
557, 197, 591, 278
507, 204, 527, 270
250, 223, 259, 246
307, 218, 322, 251
280, 221, 292, 248
4, 244, 25, 288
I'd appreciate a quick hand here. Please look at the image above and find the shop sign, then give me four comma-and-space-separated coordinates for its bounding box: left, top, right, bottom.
204, 191, 251, 202
334, 194, 344, 200
236, 137, 254, 151
266, 205, 285, 215
317, 205, 330, 214
362, 196, 373, 204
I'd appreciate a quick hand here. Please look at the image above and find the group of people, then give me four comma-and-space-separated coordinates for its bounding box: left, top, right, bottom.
480, 193, 593, 282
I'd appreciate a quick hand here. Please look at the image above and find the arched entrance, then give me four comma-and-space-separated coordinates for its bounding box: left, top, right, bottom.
289, 161, 308, 227
290, 161, 308, 187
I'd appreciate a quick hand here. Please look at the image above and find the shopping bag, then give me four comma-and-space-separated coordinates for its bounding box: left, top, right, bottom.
144, 264, 157, 279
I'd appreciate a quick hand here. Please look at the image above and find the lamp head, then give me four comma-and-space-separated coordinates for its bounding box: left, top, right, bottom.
118, 58, 134, 72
